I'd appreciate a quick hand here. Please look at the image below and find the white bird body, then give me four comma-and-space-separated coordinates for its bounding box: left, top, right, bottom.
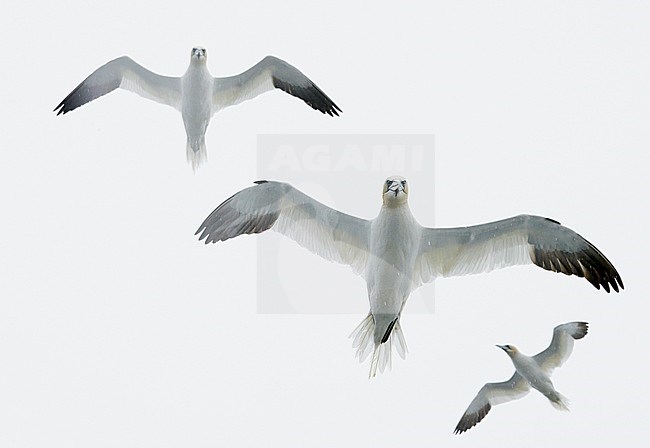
367, 202, 420, 321
195, 178, 622, 377
180, 50, 213, 166
55, 47, 341, 170
507, 349, 566, 410
356, 197, 422, 373
454, 322, 589, 434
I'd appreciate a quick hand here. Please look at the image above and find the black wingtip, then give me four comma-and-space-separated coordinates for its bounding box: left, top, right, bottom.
53, 102, 66, 115
272, 75, 342, 117
573, 322, 589, 339
531, 242, 623, 294
310, 82, 342, 116
53, 76, 121, 117
453, 426, 467, 435
454, 400, 491, 434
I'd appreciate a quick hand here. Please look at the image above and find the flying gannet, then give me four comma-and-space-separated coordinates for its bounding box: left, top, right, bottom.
54, 47, 341, 169
195, 177, 622, 377
454, 321, 589, 434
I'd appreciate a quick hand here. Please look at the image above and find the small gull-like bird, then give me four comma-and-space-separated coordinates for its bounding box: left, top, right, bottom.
54, 47, 341, 169
454, 321, 589, 434
195, 177, 622, 377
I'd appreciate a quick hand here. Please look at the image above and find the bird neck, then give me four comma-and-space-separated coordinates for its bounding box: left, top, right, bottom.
380, 201, 412, 215
382, 196, 409, 209
508, 350, 532, 367
189, 59, 208, 72
377, 202, 416, 229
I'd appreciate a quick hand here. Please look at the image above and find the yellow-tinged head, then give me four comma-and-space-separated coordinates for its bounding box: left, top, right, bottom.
497, 344, 519, 358
382, 175, 409, 207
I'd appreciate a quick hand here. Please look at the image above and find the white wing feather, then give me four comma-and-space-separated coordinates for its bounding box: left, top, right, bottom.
455, 372, 531, 434
212, 56, 341, 115
55, 56, 181, 114
415, 215, 622, 292
196, 181, 369, 276
533, 321, 589, 375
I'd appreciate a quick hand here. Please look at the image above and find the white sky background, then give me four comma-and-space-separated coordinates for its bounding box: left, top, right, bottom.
1, 1, 649, 447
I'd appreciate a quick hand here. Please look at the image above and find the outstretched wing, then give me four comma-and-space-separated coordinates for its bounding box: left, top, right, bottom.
54, 56, 181, 114
213, 56, 342, 116
454, 372, 530, 434
415, 215, 623, 292
533, 321, 589, 375
196, 181, 369, 276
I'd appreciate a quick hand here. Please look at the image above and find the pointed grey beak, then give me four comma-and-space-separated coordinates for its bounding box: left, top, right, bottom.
496, 344, 508, 351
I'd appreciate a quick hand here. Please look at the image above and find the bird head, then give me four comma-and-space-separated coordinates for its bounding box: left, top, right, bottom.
497, 344, 519, 357
382, 176, 409, 206
191, 47, 207, 62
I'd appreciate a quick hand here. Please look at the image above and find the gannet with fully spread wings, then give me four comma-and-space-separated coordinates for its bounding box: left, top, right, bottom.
454, 321, 589, 434
195, 177, 622, 377
54, 47, 341, 169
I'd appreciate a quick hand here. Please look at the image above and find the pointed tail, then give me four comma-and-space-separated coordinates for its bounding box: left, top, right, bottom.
548, 391, 570, 411
349, 314, 408, 378
186, 137, 207, 171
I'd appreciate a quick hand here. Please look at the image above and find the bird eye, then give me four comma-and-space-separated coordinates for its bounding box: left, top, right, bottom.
401, 180, 406, 186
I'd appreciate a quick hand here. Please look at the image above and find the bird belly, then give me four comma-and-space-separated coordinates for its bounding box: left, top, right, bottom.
181, 100, 211, 137
514, 359, 554, 394
366, 256, 411, 311
366, 219, 419, 315
181, 75, 212, 145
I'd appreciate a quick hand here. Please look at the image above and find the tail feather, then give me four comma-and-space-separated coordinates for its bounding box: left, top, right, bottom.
186, 138, 207, 171
393, 322, 407, 359
351, 314, 372, 349
370, 341, 391, 376
349, 314, 408, 378
548, 391, 570, 411
351, 315, 374, 362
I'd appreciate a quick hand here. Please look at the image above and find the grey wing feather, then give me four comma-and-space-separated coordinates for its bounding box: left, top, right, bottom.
54, 56, 181, 114
454, 372, 530, 434
213, 56, 341, 116
416, 215, 623, 292
195, 181, 369, 276
533, 321, 589, 375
